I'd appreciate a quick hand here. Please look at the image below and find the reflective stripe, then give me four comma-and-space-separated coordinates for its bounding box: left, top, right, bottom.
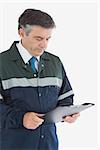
2, 77, 62, 90
58, 90, 74, 101
0, 94, 3, 99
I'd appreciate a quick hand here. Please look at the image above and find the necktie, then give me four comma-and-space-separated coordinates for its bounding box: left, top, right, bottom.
29, 56, 38, 73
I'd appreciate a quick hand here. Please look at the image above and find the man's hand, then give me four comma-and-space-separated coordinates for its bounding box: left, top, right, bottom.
63, 113, 80, 123
23, 112, 44, 129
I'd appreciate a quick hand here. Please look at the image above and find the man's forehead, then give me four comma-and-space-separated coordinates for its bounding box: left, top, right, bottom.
30, 26, 53, 37
31, 25, 53, 33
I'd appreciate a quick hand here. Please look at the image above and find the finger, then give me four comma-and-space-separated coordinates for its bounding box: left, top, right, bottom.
31, 112, 44, 121
63, 118, 73, 123
33, 121, 43, 127
36, 113, 45, 117
62, 116, 71, 122
63, 115, 78, 123
64, 117, 76, 123
72, 113, 80, 118
32, 115, 44, 124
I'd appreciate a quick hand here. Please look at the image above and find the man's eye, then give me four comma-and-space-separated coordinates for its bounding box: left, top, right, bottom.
46, 38, 50, 41
36, 38, 42, 41
46, 39, 48, 41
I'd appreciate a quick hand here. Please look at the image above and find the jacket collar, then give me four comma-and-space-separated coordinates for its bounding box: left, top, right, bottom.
9, 41, 22, 61
9, 41, 50, 62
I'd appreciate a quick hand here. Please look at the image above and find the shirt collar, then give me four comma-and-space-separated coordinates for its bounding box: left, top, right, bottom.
16, 41, 40, 64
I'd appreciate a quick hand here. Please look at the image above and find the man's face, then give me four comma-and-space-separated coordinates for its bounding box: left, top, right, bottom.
19, 26, 53, 57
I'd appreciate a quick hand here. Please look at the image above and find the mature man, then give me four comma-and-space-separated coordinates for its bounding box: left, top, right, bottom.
0, 9, 79, 150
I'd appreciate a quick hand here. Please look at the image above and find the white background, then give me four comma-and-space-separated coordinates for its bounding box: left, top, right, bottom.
0, 0, 99, 150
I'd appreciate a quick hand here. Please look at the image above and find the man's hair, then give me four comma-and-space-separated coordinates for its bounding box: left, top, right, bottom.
18, 9, 56, 35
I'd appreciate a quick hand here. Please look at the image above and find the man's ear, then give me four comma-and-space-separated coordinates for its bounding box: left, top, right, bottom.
18, 28, 25, 38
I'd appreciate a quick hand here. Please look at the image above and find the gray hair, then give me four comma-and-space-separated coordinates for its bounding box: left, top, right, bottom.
21, 24, 34, 36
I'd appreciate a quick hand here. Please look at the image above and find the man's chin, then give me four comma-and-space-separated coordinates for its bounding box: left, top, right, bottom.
35, 51, 44, 57
38, 49, 45, 55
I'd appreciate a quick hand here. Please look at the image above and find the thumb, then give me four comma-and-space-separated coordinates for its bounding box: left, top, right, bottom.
35, 113, 45, 117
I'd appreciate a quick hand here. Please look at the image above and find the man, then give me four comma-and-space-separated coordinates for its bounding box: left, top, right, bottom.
0, 9, 80, 150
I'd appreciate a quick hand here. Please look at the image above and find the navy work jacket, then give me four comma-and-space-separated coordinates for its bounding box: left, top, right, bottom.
0, 41, 74, 150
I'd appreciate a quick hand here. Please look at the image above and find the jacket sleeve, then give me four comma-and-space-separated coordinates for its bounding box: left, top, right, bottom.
0, 79, 25, 129
57, 62, 74, 106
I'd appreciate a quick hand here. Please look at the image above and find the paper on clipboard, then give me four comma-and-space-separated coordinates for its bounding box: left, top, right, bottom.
44, 103, 95, 123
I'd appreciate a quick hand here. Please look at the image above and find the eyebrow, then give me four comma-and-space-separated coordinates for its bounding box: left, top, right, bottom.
34, 36, 51, 40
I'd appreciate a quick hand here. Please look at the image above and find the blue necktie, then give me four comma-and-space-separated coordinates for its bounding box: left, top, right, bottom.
29, 57, 37, 72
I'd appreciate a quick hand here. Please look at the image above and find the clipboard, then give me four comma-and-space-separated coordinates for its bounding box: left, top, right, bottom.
44, 103, 95, 123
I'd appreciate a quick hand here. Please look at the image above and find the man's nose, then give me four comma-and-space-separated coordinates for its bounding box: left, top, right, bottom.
39, 40, 48, 49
